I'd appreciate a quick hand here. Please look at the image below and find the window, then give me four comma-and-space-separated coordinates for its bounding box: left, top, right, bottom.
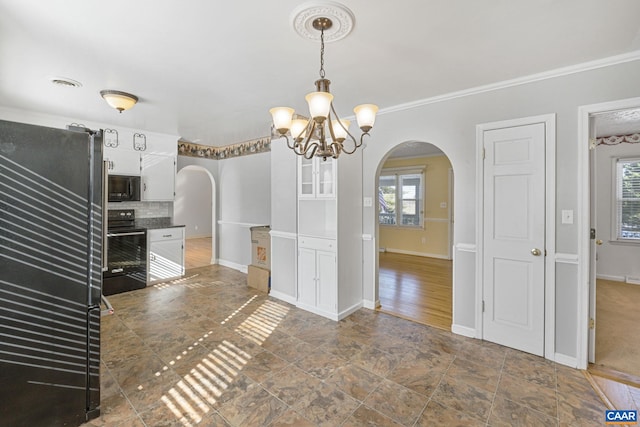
614, 158, 640, 241
378, 169, 423, 227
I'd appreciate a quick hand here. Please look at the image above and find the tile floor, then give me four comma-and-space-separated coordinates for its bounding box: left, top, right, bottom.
84, 265, 607, 426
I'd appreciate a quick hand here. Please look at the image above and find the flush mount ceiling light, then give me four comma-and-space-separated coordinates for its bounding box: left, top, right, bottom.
269, 2, 378, 160
100, 90, 138, 113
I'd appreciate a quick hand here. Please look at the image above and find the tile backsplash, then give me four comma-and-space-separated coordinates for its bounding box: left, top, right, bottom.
108, 201, 172, 218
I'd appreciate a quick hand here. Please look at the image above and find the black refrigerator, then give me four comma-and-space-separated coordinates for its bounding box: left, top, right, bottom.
0, 119, 103, 426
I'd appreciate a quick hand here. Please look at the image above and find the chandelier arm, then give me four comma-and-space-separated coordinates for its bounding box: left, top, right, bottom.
329, 102, 358, 143
297, 121, 317, 156
281, 134, 297, 151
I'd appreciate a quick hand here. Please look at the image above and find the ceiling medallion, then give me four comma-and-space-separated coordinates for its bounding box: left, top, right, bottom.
291, 1, 355, 42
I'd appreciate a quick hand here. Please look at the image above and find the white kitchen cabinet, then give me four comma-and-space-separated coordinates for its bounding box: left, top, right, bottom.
141, 153, 176, 201
298, 156, 335, 199
293, 149, 363, 321
297, 236, 337, 316
104, 147, 140, 175
148, 227, 184, 283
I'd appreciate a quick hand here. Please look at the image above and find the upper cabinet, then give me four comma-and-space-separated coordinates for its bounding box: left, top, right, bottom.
141, 153, 176, 201
298, 156, 336, 199
104, 147, 140, 176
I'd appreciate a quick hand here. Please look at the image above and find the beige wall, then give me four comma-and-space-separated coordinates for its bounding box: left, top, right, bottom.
379, 154, 452, 258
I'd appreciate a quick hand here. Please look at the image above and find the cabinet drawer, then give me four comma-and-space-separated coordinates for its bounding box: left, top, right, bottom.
148, 227, 184, 242
298, 236, 336, 252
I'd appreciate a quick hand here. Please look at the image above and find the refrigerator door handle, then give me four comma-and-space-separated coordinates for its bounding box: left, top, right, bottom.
101, 294, 114, 316
102, 160, 109, 272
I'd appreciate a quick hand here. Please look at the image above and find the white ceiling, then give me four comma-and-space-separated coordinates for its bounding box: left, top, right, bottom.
1, 0, 640, 146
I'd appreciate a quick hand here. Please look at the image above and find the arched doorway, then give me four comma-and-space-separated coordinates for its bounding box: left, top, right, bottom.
175, 165, 216, 268
375, 141, 454, 330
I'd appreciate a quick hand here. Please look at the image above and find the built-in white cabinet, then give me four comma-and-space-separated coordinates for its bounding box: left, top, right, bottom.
298, 157, 336, 199
148, 227, 185, 283
293, 151, 363, 321
104, 147, 140, 175
297, 236, 337, 315
141, 154, 176, 201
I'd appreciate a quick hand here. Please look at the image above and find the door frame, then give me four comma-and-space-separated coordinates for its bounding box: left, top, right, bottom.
577, 97, 640, 369
475, 114, 556, 360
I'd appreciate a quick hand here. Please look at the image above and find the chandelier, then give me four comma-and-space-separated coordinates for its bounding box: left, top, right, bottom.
269, 16, 378, 160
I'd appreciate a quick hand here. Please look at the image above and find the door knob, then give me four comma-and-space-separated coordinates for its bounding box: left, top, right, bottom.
595, 239, 603, 246
531, 248, 542, 256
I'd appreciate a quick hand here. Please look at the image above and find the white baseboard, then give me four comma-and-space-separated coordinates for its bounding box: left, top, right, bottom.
295, 302, 339, 321
362, 299, 380, 310
385, 248, 450, 260
596, 274, 625, 282
338, 302, 363, 320
218, 259, 247, 274
451, 324, 476, 338
269, 290, 297, 305
554, 353, 578, 368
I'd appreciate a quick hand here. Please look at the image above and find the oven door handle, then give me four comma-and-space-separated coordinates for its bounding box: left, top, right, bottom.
107, 231, 146, 237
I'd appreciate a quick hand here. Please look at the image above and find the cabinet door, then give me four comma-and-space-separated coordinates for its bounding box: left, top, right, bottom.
141, 154, 175, 201
316, 158, 335, 198
149, 239, 184, 282
316, 250, 337, 313
104, 147, 140, 175
297, 247, 317, 307
298, 157, 314, 198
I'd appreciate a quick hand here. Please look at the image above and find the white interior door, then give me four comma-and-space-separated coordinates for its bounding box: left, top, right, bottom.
483, 123, 546, 356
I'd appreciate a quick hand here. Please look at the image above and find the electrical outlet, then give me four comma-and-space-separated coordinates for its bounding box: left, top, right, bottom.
440, 202, 447, 208
421, 237, 426, 244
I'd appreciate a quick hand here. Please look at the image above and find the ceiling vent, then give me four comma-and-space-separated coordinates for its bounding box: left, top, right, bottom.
49, 76, 82, 88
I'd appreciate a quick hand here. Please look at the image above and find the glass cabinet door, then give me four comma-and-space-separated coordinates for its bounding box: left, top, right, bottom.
316, 158, 335, 198
299, 157, 314, 197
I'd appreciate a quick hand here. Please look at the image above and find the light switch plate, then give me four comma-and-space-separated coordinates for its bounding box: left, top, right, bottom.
561, 210, 573, 224
440, 202, 447, 208
363, 197, 372, 207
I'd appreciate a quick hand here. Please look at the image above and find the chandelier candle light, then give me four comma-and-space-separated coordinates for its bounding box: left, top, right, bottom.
270, 15, 378, 160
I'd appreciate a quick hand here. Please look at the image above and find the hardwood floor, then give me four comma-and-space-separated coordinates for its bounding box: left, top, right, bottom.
378, 252, 452, 330
184, 237, 213, 269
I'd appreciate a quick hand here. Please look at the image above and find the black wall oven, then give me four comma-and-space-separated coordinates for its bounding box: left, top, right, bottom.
104, 209, 147, 295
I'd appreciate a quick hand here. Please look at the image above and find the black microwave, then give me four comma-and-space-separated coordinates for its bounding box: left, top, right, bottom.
108, 175, 141, 202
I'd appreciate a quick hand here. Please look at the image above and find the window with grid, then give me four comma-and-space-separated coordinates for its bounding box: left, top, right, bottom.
614, 158, 640, 241
378, 170, 423, 227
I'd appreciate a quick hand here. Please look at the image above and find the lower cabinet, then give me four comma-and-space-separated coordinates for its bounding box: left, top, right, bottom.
297, 236, 337, 316
148, 227, 185, 283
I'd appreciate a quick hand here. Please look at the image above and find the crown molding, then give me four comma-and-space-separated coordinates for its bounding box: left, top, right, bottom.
379, 50, 640, 117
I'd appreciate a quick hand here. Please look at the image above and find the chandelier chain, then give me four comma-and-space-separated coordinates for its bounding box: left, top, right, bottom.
319, 27, 325, 79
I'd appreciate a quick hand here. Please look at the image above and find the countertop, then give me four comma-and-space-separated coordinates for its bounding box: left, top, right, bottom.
135, 217, 185, 230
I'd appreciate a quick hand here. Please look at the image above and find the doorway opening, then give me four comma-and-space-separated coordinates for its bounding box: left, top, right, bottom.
587, 106, 640, 383
174, 165, 216, 269
375, 141, 454, 330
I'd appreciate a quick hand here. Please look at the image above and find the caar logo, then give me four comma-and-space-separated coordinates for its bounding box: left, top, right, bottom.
606, 410, 637, 425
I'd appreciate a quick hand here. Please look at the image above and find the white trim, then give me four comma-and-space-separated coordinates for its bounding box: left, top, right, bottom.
555, 253, 579, 265
338, 302, 363, 320
424, 217, 449, 223
378, 51, 640, 117
217, 220, 267, 228
362, 299, 379, 310
577, 96, 640, 370
554, 353, 578, 369
386, 152, 448, 161
380, 166, 425, 174
384, 248, 449, 260
269, 290, 297, 305
455, 243, 476, 253
596, 274, 625, 282
451, 324, 476, 338
218, 259, 247, 273
295, 302, 340, 321
269, 230, 297, 239
476, 114, 557, 360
